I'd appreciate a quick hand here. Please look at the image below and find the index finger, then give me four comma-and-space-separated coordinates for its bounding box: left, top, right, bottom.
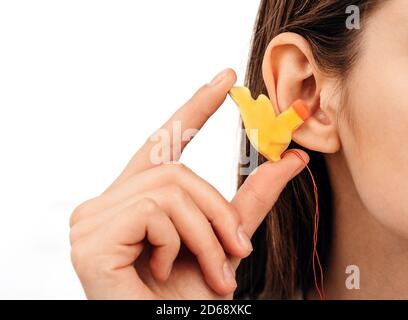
109, 68, 237, 189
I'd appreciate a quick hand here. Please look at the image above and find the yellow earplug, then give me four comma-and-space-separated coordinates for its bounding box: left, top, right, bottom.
228, 86, 310, 162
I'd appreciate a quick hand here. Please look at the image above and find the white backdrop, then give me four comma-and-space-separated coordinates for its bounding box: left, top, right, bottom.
0, 1, 259, 299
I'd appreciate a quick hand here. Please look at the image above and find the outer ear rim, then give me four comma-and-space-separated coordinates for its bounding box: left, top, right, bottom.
261, 32, 321, 108
261, 32, 342, 154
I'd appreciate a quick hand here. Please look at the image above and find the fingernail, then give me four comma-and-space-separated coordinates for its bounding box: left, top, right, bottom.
208, 69, 228, 86
237, 225, 253, 253
223, 261, 237, 288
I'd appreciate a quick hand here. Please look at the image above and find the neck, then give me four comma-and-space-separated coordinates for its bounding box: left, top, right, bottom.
309, 150, 408, 299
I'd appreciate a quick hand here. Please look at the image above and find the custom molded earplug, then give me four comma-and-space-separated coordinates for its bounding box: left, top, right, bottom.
229, 86, 310, 162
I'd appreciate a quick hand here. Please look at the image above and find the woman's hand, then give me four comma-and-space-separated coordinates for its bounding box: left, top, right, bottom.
69, 68, 309, 299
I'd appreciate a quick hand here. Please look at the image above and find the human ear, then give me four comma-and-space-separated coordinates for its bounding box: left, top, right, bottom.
262, 32, 341, 153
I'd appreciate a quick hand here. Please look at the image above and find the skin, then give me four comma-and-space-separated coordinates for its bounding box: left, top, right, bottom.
321, 0, 408, 299
261, 0, 408, 299
69, 68, 309, 299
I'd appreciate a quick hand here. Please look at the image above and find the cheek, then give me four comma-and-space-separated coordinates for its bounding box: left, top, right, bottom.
338, 64, 408, 238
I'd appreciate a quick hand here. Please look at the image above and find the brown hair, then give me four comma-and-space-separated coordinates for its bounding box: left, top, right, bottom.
234, 0, 381, 299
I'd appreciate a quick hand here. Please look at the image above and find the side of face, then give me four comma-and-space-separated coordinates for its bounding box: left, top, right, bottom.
261, 0, 408, 239
338, 0, 408, 238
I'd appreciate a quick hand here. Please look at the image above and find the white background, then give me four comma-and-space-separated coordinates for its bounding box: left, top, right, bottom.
0, 1, 259, 299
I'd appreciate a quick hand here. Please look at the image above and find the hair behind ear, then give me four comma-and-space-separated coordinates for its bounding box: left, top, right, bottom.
234, 142, 333, 299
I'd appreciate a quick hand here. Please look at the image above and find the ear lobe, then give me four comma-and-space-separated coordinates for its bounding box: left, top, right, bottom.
262, 32, 341, 154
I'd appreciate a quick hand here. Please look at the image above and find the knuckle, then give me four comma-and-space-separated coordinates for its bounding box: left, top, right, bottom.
70, 199, 95, 227
167, 184, 188, 202
186, 86, 205, 105
240, 179, 270, 208
134, 197, 158, 215
69, 225, 81, 246
165, 162, 190, 177
70, 241, 92, 275
71, 244, 115, 282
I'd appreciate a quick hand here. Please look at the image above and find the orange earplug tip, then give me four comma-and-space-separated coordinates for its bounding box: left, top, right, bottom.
292, 99, 310, 121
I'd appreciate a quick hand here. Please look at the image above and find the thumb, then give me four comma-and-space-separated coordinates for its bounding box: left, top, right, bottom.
231, 149, 309, 239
